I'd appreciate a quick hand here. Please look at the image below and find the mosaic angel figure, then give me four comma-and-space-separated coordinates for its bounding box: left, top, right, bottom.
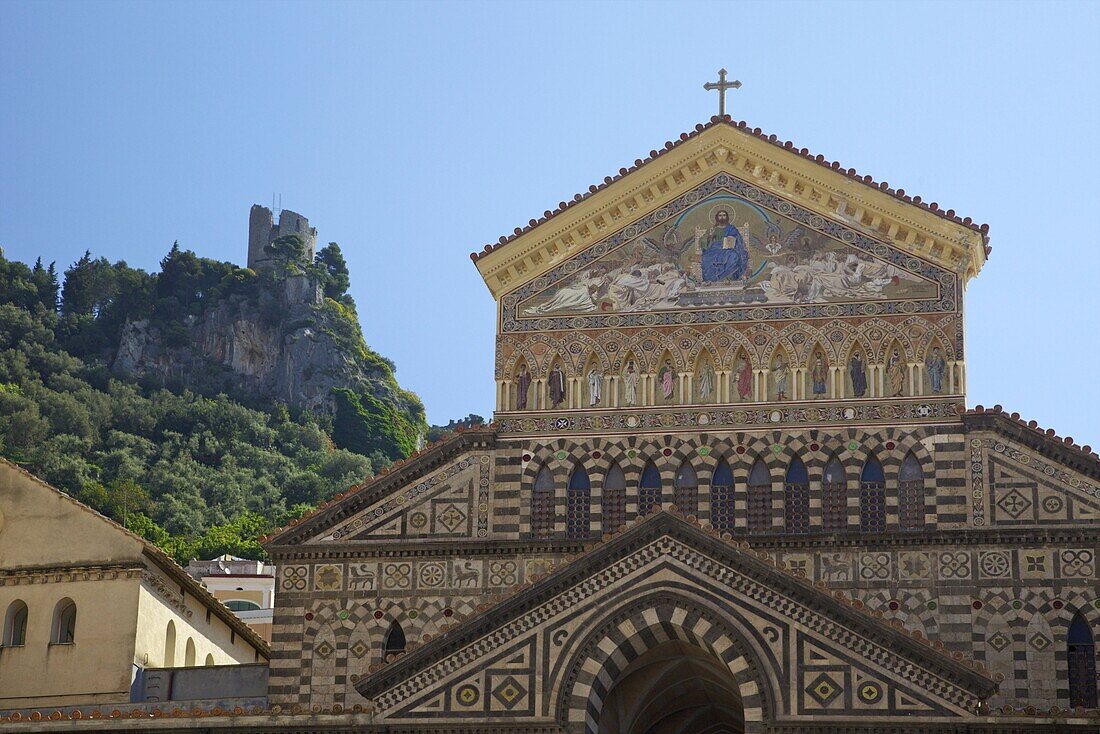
659, 360, 676, 400
811, 353, 828, 398
516, 364, 531, 410
549, 364, 566, 408
772, 356, 790, 401
736, 357, 752, 401
587, 366, 603, 406
848, 352, 867, 398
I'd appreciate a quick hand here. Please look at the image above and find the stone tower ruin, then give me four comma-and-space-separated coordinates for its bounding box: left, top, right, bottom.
247, 204, 317, 271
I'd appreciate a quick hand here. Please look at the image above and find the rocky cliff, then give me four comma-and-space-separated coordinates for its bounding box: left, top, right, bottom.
114, 272, 425, 459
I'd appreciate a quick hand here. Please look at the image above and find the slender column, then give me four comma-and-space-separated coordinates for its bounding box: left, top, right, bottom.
683, 373, 693, 404
611, 376, 619, 407
535, 379, 543, 410
877, 365, 885, 398
908, 363, 919, 396
948, 361, 956, 394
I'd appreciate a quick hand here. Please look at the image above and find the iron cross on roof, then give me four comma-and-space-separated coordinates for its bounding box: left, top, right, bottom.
704, 68, 742, 117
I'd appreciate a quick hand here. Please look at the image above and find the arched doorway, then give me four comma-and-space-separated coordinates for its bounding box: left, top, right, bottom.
598, 640, 745, 734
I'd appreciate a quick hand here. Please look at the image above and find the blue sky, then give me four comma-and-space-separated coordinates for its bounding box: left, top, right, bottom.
1, 1, 1097, 445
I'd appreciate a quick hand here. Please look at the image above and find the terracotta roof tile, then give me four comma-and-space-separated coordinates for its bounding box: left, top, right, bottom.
471, 116, 989, 263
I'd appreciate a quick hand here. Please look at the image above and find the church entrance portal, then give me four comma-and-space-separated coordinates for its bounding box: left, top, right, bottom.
596, 640, 745, 734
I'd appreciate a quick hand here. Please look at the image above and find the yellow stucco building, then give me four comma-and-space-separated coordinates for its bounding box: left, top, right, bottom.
0, 459, 268, 711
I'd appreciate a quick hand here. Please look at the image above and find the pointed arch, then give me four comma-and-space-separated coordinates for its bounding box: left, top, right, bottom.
845, 342, 871, 398
822, 455, 847, 532
204, 653, 215, 666
583, 354, 604, 408
885, 339, 907, 397
674, 461, 699, 516
164, 620, 176, 666
710, 459, 735, 532
513, 358, 533, 411
807, 344, 830, 400
1026, 613, 1056, 702
51, 598, 76, 644
619, 351, 643, 407
1068, 612, 1098, 708
638, 461, 662, 516
547, 354, 569, 409
768, 346, 793, 402
922, 336, 948, 395
532, 465, 556, 539
784, 457, 810, 534
694, 348, 717, 404
731, 347, 754, 402
602, 463, 627, 535
656, 350, 678, 405
746, 457, 771, 534
566, 464, 592, 539
859, 453, 886, 532
184, 637, 196, 667
383, 620, 406, 660
898, 452, 925, 530
3, 600, 27, 647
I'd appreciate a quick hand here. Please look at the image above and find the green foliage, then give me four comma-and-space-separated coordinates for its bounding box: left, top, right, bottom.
332, 388, 420, 460
313, 242, 352, 305
264, 234, 308, 275
0, 249, 388, 562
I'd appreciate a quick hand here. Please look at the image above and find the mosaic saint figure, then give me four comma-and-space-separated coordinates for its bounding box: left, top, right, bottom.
698, 359, 715, 401
659, 360, 676, 400
549, 364, 566, 408
926, 347, 946, 394
811, 353, 828, 398
772, 355, 790, 401
848, 351, 867, 398
887, 348, 905, 397
623, 360, 639, 406
587, 365, 602, 406
516, 364, 531, 410
736, 356, 752, 401
696, 209, 750, 282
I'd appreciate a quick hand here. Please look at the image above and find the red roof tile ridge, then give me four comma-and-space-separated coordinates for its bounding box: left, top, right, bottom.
966, 405, 1100, 462
471, 116, 989, 263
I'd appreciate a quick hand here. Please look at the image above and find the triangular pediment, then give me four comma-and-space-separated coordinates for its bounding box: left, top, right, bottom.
474, 121, 986, 299
262, 428, 497, 548
356, 512, 995, 729
508, 174, 949, 325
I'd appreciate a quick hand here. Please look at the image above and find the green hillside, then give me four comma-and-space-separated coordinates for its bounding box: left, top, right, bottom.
0, 244, 426, 561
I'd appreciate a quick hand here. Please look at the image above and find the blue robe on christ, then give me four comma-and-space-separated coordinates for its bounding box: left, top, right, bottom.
700, 224, 749, 282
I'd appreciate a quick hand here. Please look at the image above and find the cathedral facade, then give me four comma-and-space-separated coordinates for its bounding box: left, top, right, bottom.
263, 118, 1100, 733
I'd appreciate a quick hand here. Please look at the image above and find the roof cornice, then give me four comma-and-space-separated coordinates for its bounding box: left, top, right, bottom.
472, 117, 989, 299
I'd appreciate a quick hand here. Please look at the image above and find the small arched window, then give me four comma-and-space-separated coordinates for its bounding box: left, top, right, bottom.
164, 620, 176, 666
566, 465, 591, 539
51, 598, 76, 644
859, 454, 886, 532
184, 637, 196, 667
602, 463, 627, 535
784, 457, 810, 534
822, 456, 847, 532
532, 466, 555, 538
710, 460, 735, 532
898, 452, 925, 530
1068, 612, 1098, 708
747, 458, 771, 534
383, 620, 406, 660
3, 600, 27, 647
205, 653, 215, 666
674, 461, 698, 516
638, 462, 661, 517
